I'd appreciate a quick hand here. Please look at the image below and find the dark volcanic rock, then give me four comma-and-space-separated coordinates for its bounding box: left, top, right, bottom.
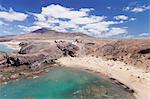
7, 57, 20, 67
138, 48, 150, 54
31, 28, 55, 33
57, 42, 79, 57
2, 41, 79, 68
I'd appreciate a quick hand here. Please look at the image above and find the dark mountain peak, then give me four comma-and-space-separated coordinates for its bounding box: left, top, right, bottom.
31, 28, 55, 33
31, 27, 93, 38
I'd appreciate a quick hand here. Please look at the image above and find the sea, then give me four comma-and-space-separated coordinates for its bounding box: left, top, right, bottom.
0, 67, 135, 99
0, 44, 13, 52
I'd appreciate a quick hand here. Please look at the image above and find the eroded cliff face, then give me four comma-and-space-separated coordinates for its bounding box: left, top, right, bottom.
0, 41, 79, 68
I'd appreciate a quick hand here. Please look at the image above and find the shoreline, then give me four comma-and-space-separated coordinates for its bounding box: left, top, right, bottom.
0, 63, 136, 99
60, 65, 135, 93
57, 56, 150, 99
0, 41, 20, 50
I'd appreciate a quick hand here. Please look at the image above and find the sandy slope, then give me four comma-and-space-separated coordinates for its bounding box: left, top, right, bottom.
58, 56, 150, 99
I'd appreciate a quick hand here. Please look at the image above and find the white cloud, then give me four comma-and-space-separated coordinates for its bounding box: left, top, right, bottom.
131, 7, 144, 13
0, 8, 28, 22
103, 27, 128, 37
139, 33, 150, 36
0, 20, 4, 25
114, 15, 128, 20
129, 18, 136, 21
131, 5, 150, 13
59, 21, 79, 29
18, 25, 41, 32
80, 8, 94, 13
123, 7, 130, 11
34, 21, 50, 28
83, 22, 110, 32
107, 7, 111, 10
124, 5, 150, 13
41, 4, 90, 19
0, 20, 9, 26
20, 4, 129, 37
30, 13, 46, 22
70, 16, 106, 24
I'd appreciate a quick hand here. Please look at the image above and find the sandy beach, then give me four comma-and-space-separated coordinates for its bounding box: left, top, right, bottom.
58, 56, 150, 99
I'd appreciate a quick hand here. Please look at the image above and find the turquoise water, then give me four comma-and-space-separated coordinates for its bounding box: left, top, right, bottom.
0, 44, 13, 52
0, 67, 135, 99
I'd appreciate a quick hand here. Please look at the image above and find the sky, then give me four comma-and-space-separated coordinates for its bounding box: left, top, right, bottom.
0, 0, 149, 38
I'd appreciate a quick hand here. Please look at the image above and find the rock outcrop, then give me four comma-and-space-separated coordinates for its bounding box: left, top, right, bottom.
0, 41, 79, 68
56, 42, 79, 57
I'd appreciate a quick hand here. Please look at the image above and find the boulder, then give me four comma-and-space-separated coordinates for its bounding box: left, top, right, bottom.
6, 56, 21, 67
19, 41, 31, 47
57, 42, 79, 57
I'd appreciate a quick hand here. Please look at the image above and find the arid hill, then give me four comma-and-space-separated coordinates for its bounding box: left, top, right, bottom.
3, 28, 93, 41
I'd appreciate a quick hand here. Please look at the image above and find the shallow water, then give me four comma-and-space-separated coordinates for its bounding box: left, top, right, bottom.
0, 67, 135, 99
0, 44, 13, 52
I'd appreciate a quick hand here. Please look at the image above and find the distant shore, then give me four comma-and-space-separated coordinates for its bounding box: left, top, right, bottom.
57, 56, 150, 99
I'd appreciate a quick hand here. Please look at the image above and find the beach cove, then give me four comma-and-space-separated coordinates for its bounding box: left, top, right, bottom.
58, 56, 150, 99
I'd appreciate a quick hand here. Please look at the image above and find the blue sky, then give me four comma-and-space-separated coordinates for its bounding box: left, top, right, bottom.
0, 0, 149, 38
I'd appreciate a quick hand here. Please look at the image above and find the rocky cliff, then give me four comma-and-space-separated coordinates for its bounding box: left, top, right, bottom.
0, 41, 79, 68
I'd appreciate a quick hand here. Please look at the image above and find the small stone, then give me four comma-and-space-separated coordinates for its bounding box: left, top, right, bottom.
4, 82, 8, 84
33, 76, 38, 79
10, 74, 19, 79
137, 76, 140, 78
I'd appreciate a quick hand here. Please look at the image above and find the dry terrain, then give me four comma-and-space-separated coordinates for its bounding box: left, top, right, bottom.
0, 28, 150, 99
